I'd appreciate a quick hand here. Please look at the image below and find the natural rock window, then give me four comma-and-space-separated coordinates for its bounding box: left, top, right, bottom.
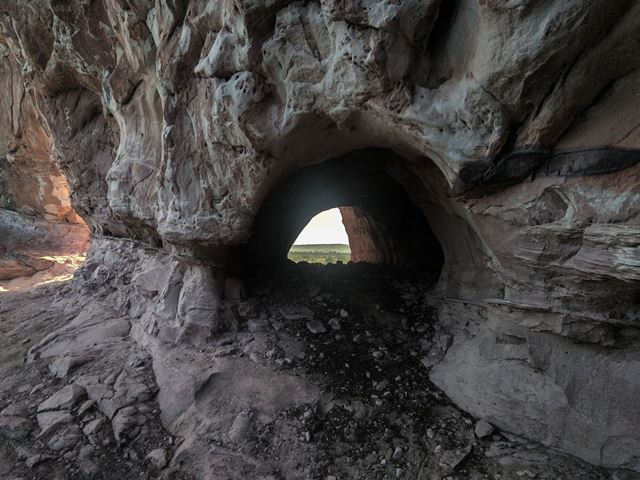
287, 208, 351, 264
230, 149, 445, 279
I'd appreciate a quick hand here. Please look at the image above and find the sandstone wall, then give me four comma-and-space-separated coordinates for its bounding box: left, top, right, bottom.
1, 0, 638, 471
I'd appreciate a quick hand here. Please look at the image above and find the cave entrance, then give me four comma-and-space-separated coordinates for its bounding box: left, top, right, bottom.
287, 208, 351, 265
230, 149, 445, 280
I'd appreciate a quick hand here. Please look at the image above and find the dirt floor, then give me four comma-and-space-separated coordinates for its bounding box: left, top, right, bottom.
0, 264, 636, 479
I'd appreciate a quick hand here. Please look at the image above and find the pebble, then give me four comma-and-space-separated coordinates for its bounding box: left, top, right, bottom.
475, 419, 495, 438
339, 309, 349, 318
328, 318, 341, 330
376, 380, 389, 392
392, 446, 403, 460
306, 319, 327, 334
146, 448, 168, 469
228, 411, 251, 442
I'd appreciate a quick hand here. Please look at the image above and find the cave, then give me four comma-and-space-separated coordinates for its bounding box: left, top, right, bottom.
230, 149, 445, 276
1, 1, 640, 479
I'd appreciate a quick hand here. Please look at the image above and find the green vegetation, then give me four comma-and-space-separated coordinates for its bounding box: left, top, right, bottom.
288, 243, 351, 265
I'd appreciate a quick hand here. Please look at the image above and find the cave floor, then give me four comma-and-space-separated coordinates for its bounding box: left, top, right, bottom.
0, 265, 629, 480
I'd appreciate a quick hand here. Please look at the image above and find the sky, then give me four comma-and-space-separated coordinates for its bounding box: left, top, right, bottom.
293, 208, 349, 245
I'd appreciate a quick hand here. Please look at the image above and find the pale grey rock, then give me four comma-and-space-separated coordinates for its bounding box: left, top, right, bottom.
392, 446, 403, 461
328, 318, 341, 331
145, 448, 168, 469
475, 419, 495, 438
439, 445, 472, 472
228, 411, 251, 442
306, 320, 327, 334
111, 406, 140, 444
36, 411, 73, 436
38, 385, 86, 412
49, 355, 92, 378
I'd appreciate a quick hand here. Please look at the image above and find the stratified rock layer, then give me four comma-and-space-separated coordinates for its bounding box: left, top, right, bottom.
0, 0, 639, 473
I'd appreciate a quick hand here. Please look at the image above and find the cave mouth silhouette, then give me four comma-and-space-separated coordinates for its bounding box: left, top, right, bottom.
287, 207, 351, 265
229, 149, 445, 279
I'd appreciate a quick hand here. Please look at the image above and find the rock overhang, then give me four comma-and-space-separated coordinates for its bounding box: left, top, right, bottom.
0, 0, 639, 472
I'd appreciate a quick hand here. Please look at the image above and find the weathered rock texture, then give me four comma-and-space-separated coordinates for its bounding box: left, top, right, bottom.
1, 0, 639, 473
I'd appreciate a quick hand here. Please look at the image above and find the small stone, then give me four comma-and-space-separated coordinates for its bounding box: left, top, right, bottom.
339, 309, 349, 318
146, 448, 168, 469
328, 318, 341, 330
439, 445, 472, 471
228, 411, 251, 442
426, 428, 435, 439
376, 380, 389, 392
306, 319, 327, 334
395, 468, 403, 478
38, 385, 86, 412
475, 419, 495, 438
0, 416, 32, 439
392, 446, 403, 461
304, 431, 311, 442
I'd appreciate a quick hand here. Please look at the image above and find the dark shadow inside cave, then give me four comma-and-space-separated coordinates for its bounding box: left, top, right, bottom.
228, 149, 445, 281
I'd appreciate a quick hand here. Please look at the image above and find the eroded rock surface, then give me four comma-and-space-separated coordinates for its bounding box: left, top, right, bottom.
0, 0, 639, 477
0, 272, 628, 480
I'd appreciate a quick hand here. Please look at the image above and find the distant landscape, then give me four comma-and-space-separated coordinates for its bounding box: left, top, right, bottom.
288, 243, 351, 264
